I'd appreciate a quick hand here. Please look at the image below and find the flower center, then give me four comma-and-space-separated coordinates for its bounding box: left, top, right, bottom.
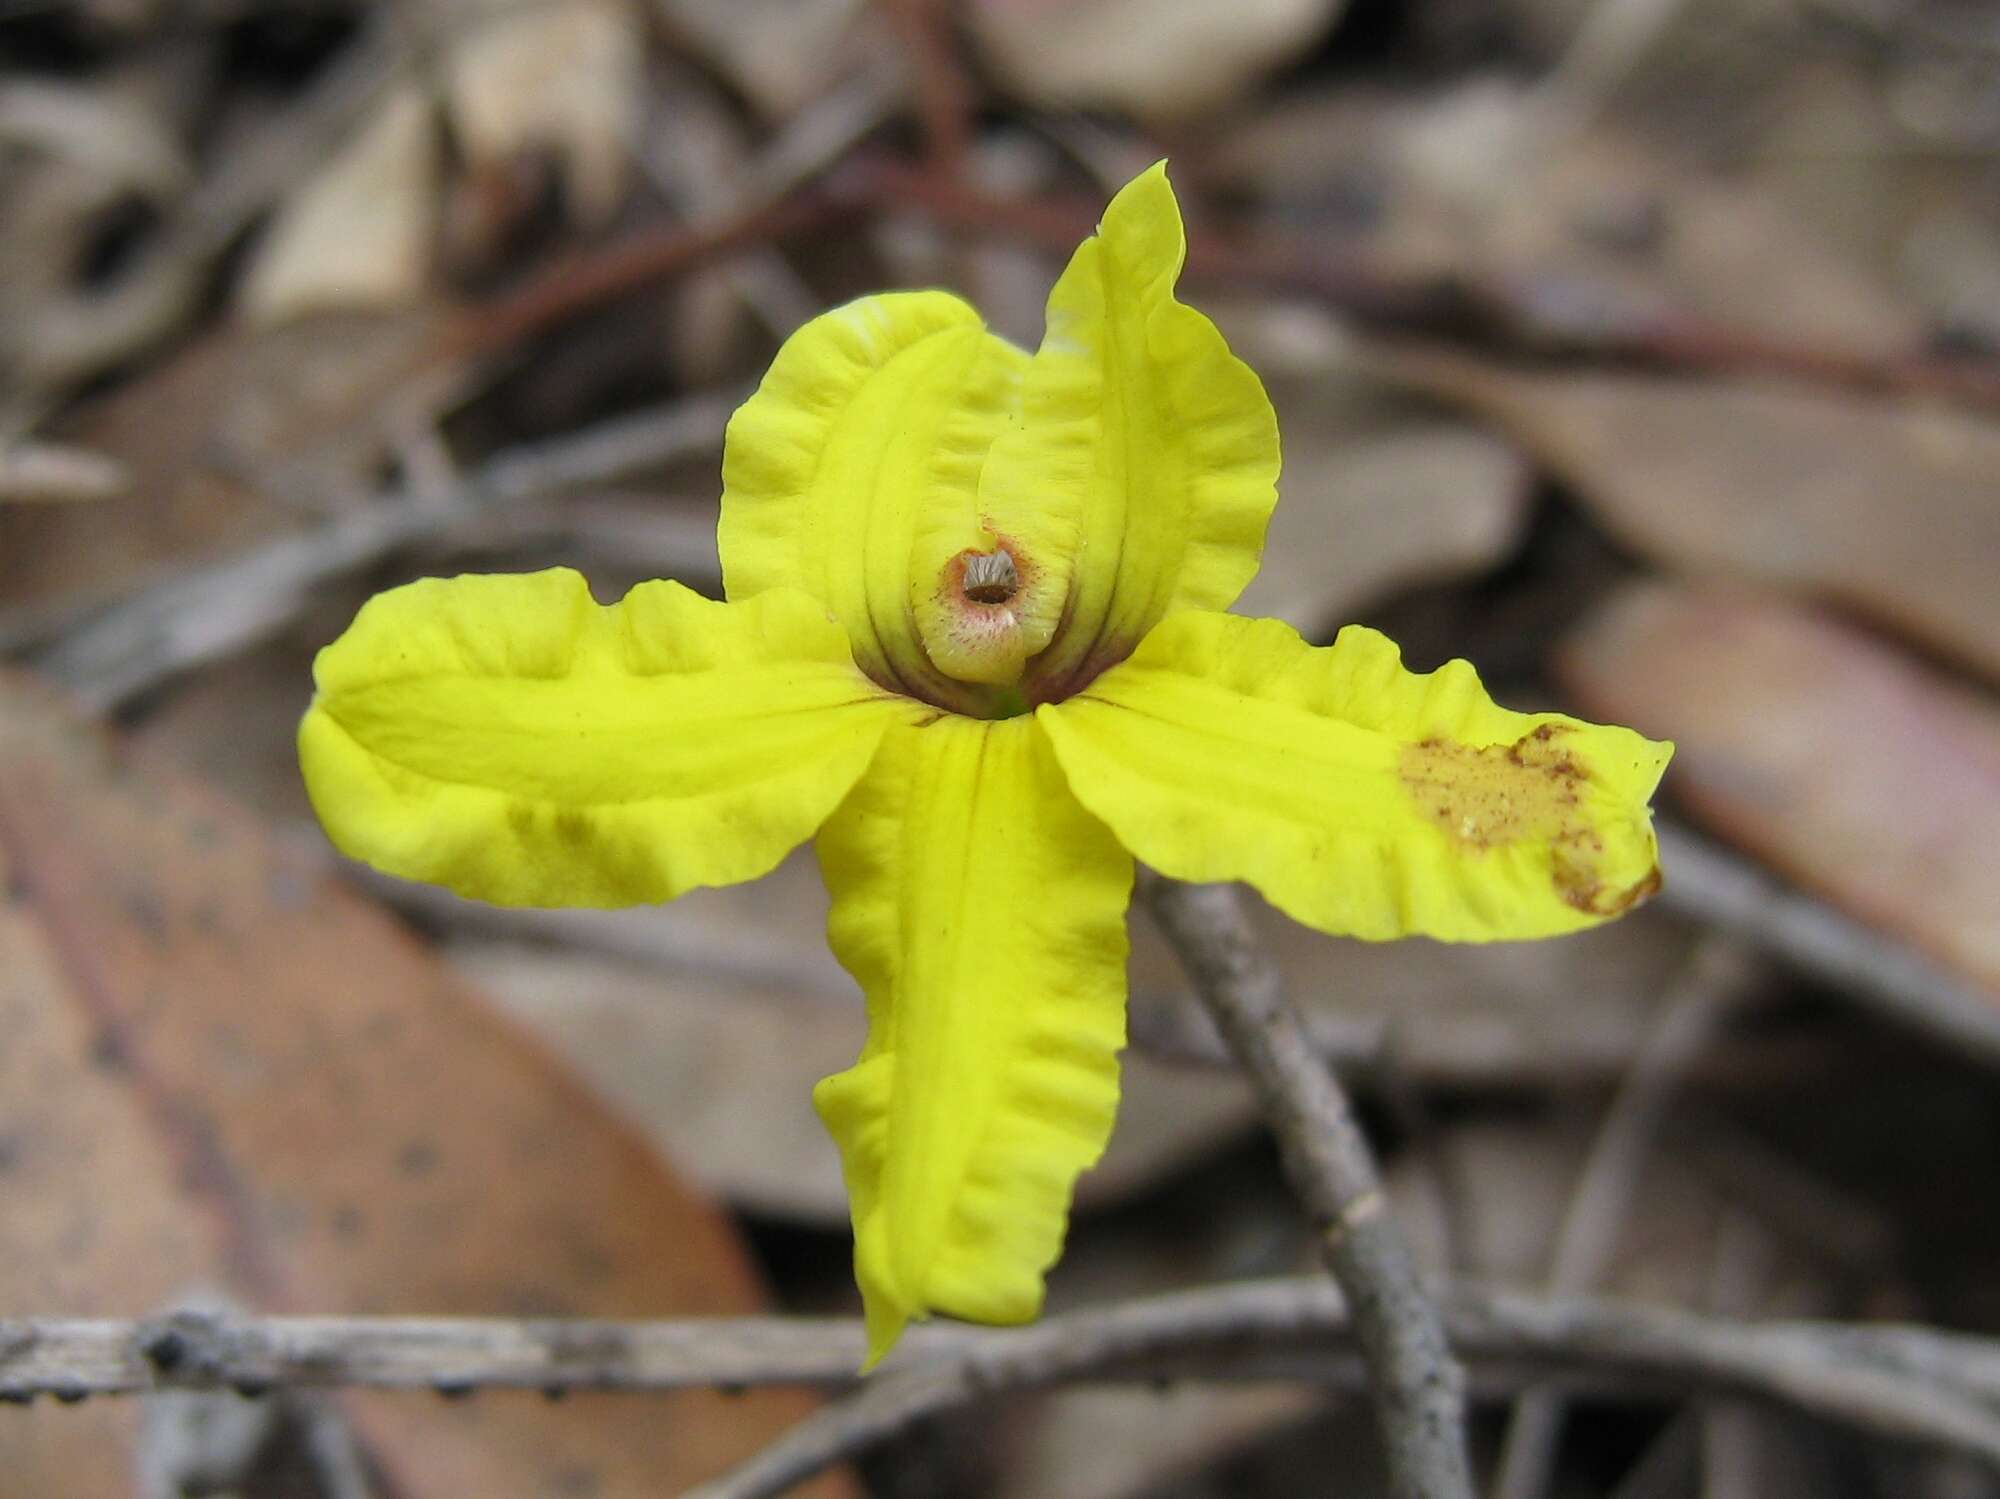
960, 549, 1019, 606
913, 541, 1050, 704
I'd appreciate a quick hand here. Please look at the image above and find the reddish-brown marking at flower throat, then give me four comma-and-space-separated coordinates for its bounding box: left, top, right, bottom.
1021, 634, 1134, 709
945, 543, 1024, 608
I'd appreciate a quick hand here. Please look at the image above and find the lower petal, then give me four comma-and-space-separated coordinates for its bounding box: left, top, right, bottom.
813, 715, 1134, 1364
1038, 611, 1671, 942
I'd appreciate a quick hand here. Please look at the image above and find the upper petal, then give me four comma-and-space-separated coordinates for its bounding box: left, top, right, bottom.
300, 568, 920, 907
985, 162, 1281, 702
717, 290, 1038, 712
813, 715, 1133, 1364
1038, 610, 1671, 941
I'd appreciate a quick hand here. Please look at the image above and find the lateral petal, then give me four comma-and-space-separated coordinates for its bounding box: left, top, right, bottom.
300, 568, 918, 907
717, 290, 1032, 711
1039, 611, 1671, 942
986, 162, 1281, 701
813, 716, 1134, 1364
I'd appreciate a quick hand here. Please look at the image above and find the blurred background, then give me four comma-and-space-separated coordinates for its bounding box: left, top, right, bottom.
2, 0, 1998, 1495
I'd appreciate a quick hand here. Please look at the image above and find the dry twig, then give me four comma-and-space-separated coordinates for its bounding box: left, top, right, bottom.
1144, 877, 1475, 1499
0, 440, 129, 504
875, 0, 975, 176
26, 394, 734, 711
8, 1284, 2000, 1473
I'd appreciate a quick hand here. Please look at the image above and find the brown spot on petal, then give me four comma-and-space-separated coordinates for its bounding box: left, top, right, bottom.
1401, 724, 1584, 850
1401, 724, 1658, 917
1558, 860, 1663, 917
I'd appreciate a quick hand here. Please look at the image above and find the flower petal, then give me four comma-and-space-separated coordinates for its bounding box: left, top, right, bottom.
813, 715, 1133, 1364
300, 568, 918, 907
984, 162, 1281, 701
718, 290, 1035, 712
1039, 611, 1671, 941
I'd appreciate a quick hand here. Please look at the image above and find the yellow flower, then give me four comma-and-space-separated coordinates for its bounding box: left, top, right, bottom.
299, 164, 1671, 1365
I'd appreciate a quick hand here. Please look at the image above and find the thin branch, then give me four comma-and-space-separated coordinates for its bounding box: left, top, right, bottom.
874, 0, 975, 177
1698, 1211, 1782, 1499
689, 1281, 2000, 1499
1143, 877, 1475, 1499
1448, 1290, 2000, 1464
430, 192, 849, 378
1654, 823, 2000, 1065
24, 393, 735, 711
426, 59, 900, 377
0, 440, 129, 504
9, 1285, 2000, 1472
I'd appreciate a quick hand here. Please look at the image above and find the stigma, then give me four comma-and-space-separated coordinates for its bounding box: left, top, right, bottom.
960, 548, 1020, 605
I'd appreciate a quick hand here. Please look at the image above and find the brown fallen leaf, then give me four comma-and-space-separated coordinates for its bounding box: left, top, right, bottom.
0, 311, 444, 626
1212, 90, 1921, 358
1559, 582, 2000, 995
240, 85, 440, 324
243, 0, 643, 325
1237, 401, 1532, 638
969, 0, 1345, 119
446, 0, 644, 230
657, 0, 881, 121
1466, 125, 1921, 358
0, 673, 850, 1497
1393, 353, 2000, 681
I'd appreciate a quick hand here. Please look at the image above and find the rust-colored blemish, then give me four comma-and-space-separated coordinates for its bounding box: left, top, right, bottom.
1556, 860, 1663, 917
1401, 725, 1584, 851
1402, 723, 1657, 917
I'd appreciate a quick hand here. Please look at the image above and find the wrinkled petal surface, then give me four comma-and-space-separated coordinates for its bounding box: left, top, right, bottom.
717, 290, 1048, 711
300, 569, 916, 907
1040, 611, 1671, 941
983, 162, 1281, 701
814, 716, 1133, 1364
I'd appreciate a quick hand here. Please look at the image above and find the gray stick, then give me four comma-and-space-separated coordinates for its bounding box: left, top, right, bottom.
1144, 877, 1475, 1499
9, 1284, 2000, 1467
